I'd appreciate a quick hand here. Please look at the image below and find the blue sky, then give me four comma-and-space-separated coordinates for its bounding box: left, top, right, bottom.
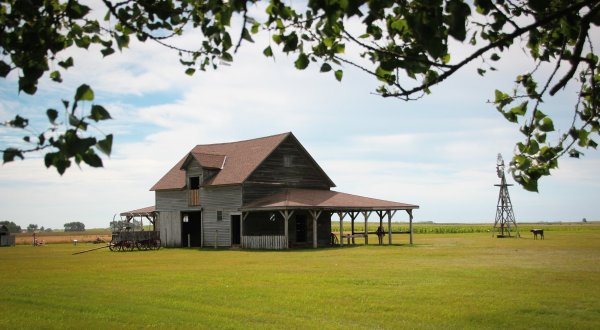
1, 9, 599, 230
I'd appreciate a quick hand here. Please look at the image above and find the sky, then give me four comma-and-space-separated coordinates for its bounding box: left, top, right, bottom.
1, 5, 599, 230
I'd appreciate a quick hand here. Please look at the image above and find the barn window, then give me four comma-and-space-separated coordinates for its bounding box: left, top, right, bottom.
189, 176, 200, 189
217, 210, 223, 221
182, 214, 189, 223
283, 155, 293, 167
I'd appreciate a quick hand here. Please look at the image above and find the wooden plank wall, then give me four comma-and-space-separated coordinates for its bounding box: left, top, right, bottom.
201, 185, 242, 247
159, 210, 181, 247
0, 235, 16, 246
243, 137, 331, 204
156, 190, 189, 211
241, 235, 287, 250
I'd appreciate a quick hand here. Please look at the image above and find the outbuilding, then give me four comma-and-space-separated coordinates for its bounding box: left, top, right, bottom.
0, 224, 16, 247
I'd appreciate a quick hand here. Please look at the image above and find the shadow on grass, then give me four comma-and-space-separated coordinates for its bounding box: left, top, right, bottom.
175, 243, 424, 253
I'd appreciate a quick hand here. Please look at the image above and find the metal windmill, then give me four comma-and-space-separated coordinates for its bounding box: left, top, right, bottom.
493, 154, 519, 238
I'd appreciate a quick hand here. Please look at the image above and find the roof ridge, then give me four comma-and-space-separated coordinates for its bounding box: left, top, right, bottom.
193, 132, 291, 148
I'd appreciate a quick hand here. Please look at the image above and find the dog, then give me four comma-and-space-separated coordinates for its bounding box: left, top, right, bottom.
530, 229, 544, 240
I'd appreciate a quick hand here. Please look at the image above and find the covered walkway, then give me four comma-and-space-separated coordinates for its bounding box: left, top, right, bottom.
240, 188, 419, 249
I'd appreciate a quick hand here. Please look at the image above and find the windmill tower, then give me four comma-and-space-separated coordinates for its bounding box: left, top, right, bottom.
493, 154, 519, 238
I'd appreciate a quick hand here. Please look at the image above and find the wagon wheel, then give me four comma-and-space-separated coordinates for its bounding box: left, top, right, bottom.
108, 240, 116, 251
152, 238, 161, 250
125, 240, 134, 251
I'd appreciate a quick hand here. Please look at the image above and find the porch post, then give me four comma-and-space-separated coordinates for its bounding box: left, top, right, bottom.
387, 210, 392, 245
310, 210, 322, 249
407, 209, 414, 244
350, 212, 358, 244
279, 210, 294, 249
362, 211, 371, 245
387, 210, 396, 245
337, 212, 347, 247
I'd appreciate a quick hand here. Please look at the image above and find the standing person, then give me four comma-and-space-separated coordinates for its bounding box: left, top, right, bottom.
376, 225, 385, 245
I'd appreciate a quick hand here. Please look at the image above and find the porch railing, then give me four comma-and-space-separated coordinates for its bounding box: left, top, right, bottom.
242, 235, 287, 250
189, 189, 200, 206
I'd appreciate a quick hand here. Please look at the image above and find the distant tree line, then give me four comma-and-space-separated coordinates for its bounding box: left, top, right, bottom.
0, 221, 21, 233
64, 221, 85, 232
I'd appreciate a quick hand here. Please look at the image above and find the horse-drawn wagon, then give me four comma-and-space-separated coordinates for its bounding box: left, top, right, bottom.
109, 206, 161, 251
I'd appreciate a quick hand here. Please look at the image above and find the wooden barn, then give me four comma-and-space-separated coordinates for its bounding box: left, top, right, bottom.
150, 132, 418, 249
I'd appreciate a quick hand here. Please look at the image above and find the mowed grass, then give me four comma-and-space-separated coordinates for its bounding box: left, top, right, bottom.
1, 230, 599, 329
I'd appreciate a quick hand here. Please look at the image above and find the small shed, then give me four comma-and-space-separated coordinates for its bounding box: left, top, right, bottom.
0, 225, 16, 247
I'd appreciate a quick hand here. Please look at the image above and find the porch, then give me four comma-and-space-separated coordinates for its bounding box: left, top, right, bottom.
239, 188, 419, 250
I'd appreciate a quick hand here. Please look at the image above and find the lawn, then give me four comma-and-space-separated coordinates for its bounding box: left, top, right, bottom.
1, 229, 599, 329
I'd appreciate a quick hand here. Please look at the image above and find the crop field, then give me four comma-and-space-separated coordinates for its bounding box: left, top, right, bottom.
1, 225, 599, 329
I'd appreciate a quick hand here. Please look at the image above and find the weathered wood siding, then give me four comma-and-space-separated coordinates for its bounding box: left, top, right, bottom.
159, 210, 181, 247
201, 185, 242, 247
242, 235, 287, 250
156, 190, 189, 211
243, 136, 332, 204
185, 160, 203, 180
0, 235, 16, 246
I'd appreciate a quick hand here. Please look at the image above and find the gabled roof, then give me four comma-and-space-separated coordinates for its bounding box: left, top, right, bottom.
241, 188, 419, 211
181, 152, 226, 170
151, 132, 333, 191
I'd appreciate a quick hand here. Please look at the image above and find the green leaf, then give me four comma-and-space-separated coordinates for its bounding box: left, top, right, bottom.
527, 140, 539, 155
510, 101, 528, 116
58, 57, 74, 69
568, 149, 581, 158
2, 148, 24, 163
44, 152, 71, 175
47, 109, 58, 124
334, 70, 343, 82
90, 105, 112, 121
538, 117, 555, 132
320, 63, 332, 72
294, 53, 309, 70
241, 28, 254, 43
490, 53, 500, 61
69, 115, 88, 131
75, 84, 94, 102
50, 70, 62, 83
221, 52, 233, 62
263, 46, 273, 57
101, 47, 115, 57
9, 115, 28, 128
185, 68, 196, 76
97, 134, 113, 156
82, 150, 103, 168
0, 60, 11, 77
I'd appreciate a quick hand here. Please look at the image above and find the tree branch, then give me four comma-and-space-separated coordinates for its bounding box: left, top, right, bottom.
386, 0, 597, 98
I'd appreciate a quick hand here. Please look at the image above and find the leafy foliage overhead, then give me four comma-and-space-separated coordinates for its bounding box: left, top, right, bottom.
1, 0, 599, 191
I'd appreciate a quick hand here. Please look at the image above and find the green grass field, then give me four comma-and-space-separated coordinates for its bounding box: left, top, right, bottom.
1, 227, 599, 329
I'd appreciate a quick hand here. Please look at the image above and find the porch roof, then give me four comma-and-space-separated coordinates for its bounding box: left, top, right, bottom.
240, 188, 419, 212
120, 206, 156, 217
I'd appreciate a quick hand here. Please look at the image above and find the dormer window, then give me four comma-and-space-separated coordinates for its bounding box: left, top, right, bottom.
189, 177, 200, 189
189, 177, 200, 206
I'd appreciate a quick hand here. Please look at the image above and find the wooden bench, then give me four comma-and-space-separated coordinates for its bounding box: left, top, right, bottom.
344, 233, 368, 245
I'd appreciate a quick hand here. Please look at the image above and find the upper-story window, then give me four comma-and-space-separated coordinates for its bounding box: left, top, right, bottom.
189, 176, 200, 189
283, 155, 293, 167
